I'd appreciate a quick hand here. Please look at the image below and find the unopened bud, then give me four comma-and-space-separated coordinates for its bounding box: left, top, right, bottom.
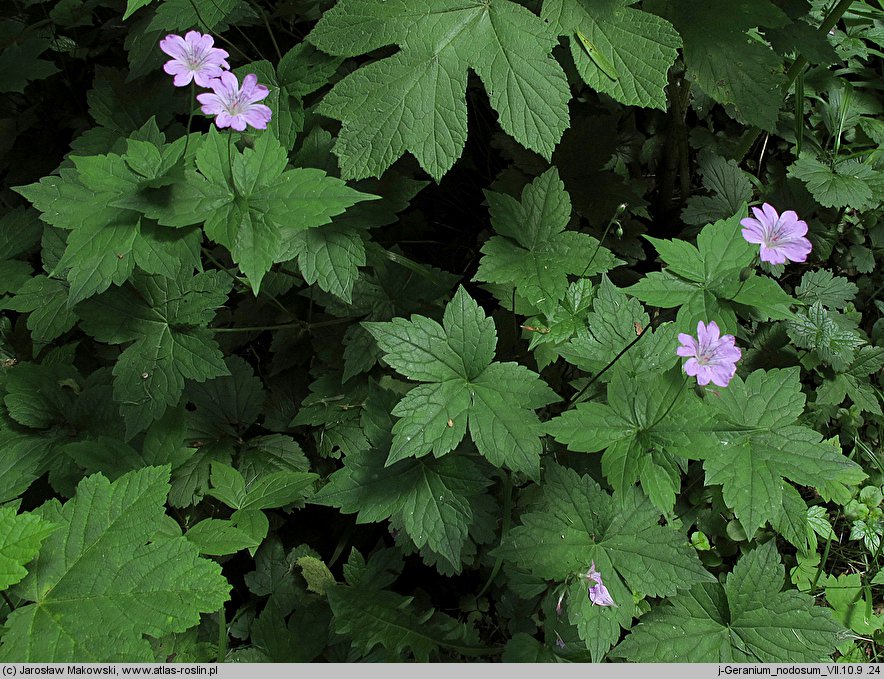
739, 265, 753, 281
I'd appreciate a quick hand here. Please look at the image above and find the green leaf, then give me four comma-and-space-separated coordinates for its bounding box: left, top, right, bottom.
786, 302, 866, 370
696, 369, 866, 534
614, 541, 845, 661
543, 0, 681, 109
77, 270, 232, 438
645, 0, 789, 130
495, 464, 713, 661
628, 212, 775, 333
185, 517, 262, 556
0, 467, 230, 661
788, 154, 878, 210
795, 269, 858, 310
2, 276, 78, 346
326, 585, 479, 661
122, 0, 153, 19
558, 277, 679, 380
313, 448, 491, 571
308, 0, 570, 180
475, 168, 621, 316
365, 287, 559, 479
0, 35, 60, 94
682, 152, 754, 225
148, 130, 377, 293
547, 367, 710, 513
0, 508, 57, 591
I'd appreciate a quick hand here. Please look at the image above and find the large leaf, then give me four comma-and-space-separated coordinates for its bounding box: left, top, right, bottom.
365, 287, 559, 479
614, 541, 846, 661
308, 0, 570, 180
0, 467, 230, 661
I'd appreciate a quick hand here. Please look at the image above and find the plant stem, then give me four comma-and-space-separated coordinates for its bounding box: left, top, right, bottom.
2, 591, 15, 612
565, 318, 654, 408
183, 82, 196, 157
475, 471, 512, 599
733, 0, 856, 162
217, 607, 228, 662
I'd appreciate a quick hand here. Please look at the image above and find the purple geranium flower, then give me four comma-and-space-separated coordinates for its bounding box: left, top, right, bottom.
739, 203, 812, 265
159, 31, 229, 88
196, 72, 272, 131
585, 562, 616, 607
677, 321, 741, 388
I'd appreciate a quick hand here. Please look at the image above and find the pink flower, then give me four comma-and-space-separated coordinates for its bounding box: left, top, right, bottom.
159, 31, 229, 88
677, 321, 741, 388
585, 562, 616, 607
196, 72, 272, 131
740, 203, 812, 265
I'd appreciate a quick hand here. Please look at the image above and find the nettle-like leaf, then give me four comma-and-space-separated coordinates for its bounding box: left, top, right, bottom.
628, 212, 795, 333
474, 167, 621, 317
139, 129, 378, 293
682, 152, 753, 226
542, 0, 681, 109
0, 507, 57, 591
0, 466, 230, 662
645, 0, 789, 130
795, 269, 858, 310
786, 302, 867, 371
365, 287, 559, 479
557, 276, 679, 381
547, 367, 712, 514
308, 0, 570, 180
495, 464, 713, 661
14, 123, 202, 306
614, 541, 846, 661
693, 369, 866, 535
788, 153, 879, 210
817, 346, 884, 416
77, 269, 232, 438
327, 584, 479, 661
313, 448, 491, 571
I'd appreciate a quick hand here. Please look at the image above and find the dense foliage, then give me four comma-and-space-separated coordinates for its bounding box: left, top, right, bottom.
0, 0, 882, 663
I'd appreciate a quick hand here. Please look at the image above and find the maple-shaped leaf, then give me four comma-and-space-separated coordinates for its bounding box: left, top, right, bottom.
312, 448, 491, 571
14, 123, 199, 306
0, 466, 230, 661
326, 585, 480, 661
494, 463, 713, 660
77, 269, 233, 438
628, 212, 794, 333
308, 0, 570, 181
547, 367, 715, 513
0, 507, 57, 591
693, 369, 866, 535
475, 168, 622, 317
788, 153, 879, 210
614, 541, 846, 661
644, 0, 789, 130
542, 0, 681, 109
557, 275, 678, 381
140, 129, 378, 293
364, 287, 559, 479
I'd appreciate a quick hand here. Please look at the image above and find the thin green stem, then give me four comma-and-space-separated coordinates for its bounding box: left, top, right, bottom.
565, 318, 653, 408
227, 130, 235, 191
184, 0, 250, 61
811, 510, 840, 592
581, 206, 624, 278
212, 323, 305, 333
183, 82, 196, 157
733, 0, 856, 162
246, 0, 282, 61
2, 591, 15, 612
217, 607, 228, 662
